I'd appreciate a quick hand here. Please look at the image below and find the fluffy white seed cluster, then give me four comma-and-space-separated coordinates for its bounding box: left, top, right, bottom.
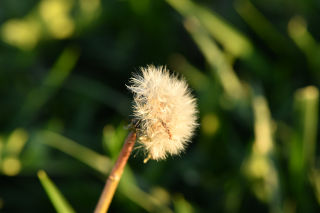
127, 65, 198, 161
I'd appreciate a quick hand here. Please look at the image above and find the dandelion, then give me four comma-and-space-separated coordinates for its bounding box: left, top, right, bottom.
128, 65, 198, 161
95, 65, 198, 213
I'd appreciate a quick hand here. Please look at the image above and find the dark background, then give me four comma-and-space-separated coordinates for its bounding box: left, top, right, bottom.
0, 0, 320, 212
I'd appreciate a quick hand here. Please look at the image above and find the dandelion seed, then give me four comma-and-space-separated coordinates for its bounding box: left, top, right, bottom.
127, 65, 198, 161
95, 65, 198, 212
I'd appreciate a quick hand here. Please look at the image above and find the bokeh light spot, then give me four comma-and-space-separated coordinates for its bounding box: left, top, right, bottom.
2, 157, 21, 176
40, 0, 74, 39
201, 113, 219, 136
1, 19, 40, 50
7, 128, 28, 155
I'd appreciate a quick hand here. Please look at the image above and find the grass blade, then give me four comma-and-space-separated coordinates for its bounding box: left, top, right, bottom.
166, 0, 252, 58
183, 17, 247, 102
37, 170, 75, 213
39, 130, 112, 175
12, 46, 80, 127
235, 0, 292, 56
243, 95, 282, 213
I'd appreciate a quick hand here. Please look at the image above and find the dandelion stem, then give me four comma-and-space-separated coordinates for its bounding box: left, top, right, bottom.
94, 131, 136, 213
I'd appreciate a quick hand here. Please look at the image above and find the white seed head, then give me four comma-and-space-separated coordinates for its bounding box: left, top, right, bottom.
127, 65, 198, 161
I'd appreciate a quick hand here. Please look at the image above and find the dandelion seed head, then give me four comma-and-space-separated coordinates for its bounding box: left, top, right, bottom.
127, 65, 198, 160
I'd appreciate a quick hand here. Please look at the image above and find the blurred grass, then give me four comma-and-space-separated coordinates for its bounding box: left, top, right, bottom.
183, 17, 247, 102
235, 0, 293, 57
288, 16, 320, 74
39, 130, 112, 175
66, 74, 130, 116
1, 0, 320, 212
167, 0, 248, 103
0, 129, 28, 176
166, 0, 253, 59
38, 129, 173, 212
243, 95, 281, 213
290, 86, 319, 211
38, 170, 75, 213
11, 46, 80, 128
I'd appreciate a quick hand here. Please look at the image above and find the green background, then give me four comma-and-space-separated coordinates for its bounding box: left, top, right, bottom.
0, 0, 320, 212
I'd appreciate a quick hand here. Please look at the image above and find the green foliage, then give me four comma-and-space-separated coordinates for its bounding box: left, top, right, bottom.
1, 0, 320, 212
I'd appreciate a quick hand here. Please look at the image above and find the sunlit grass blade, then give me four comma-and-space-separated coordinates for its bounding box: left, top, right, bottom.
170, 54, 210, 92
166, 0, 272, 84
243, 95, 282, 213
290, 86, 319, 175
39, 130, 111, 175
38, 170, 75, 213
235, 0, 292, 56
288, 16, 318, 56
39, 130, 173, 212
289, 86, 319, 209
252, 96, 273, 155
288, 16, 320, 71
296, 86, 319, 168
42, 130, 174, 212
5, 128, 28, 156
183, 17, 247, 102
169, 54, 220, 116
166, 0, 252, 58
173, 195, 194, 213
